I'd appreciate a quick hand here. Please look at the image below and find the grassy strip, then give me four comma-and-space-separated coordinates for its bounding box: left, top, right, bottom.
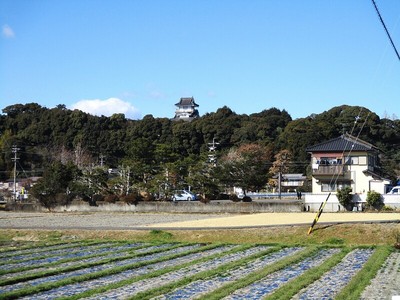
0, 240, 108, 256
0, 241, 69, 254
334, 246, 393, 300
0, 242, 182, 287
196, 246, 321, 300
264, 247, 351, 300
127, 245, 286, 300
0, 240, 79, 253
58, 243, 247, 300
0, 241, 128, 266
0, 243, 212, 300
0, 243, 152, 283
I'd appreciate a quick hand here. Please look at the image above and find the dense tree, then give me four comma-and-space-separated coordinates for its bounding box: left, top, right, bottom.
216, 144, 273, 194
30, 161, 79, 209
268, 149, 293, 191
197, 106, 242, 149
1, 102, 399, 200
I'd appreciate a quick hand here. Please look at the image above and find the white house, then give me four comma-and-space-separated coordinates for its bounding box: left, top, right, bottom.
306, 134, 390, 195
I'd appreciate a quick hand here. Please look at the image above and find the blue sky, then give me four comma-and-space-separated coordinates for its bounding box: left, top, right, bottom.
1, 0, 399, 120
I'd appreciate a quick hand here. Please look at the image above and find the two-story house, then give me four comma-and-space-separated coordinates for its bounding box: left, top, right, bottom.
306, 134, 390, 195
173, 97, 200, 121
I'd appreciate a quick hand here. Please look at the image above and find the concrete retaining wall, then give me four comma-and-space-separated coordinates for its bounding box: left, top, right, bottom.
6, 200, 304, 213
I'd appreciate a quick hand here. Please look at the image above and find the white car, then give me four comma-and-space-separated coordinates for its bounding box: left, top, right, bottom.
172, 190, 197, 201
388, 186, 400, 194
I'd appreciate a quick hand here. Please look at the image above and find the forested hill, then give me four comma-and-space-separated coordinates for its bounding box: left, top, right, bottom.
0, 103, 399, 182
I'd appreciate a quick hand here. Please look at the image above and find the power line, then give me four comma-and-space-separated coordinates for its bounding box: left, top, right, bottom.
11, 145, 20, 200
371, 0, 400, 61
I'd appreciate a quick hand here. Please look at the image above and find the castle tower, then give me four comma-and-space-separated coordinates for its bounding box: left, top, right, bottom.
173, 97, 199, 121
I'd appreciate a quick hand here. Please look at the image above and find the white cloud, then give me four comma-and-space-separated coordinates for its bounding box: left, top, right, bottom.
2, 24, 15, 38
71, 98, 141, 119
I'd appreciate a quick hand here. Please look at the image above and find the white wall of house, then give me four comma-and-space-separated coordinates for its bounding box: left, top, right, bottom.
311, 152, 390, 195
304, 193, 400, 212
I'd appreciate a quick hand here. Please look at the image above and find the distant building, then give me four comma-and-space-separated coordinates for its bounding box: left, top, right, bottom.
306, 134, 390, 194
173, 97, 199, 121
281, 174, 307, 190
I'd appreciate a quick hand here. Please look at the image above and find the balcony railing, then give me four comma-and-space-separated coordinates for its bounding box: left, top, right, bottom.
313, 164, 345, 176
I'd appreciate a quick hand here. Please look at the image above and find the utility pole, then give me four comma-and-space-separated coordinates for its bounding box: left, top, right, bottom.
207, 138, 219, 166
278, 170, 282, 200
12, 145, 20, 201
99, 154, 105, 167
126, 166, 130, 195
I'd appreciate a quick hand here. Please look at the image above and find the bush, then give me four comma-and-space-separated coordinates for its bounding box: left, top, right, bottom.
366, 191, 383, 209
199, 196, 210, 204
121, 193, 143, 205
92, 194, 104, 203
54, 193, 72, 206
218, 193, 230, 200
382, 205, 394, 211
242, 196, 252, 202
336, 187, 353, 208
229, 194, 240, 202
140, 191, 155, 202
104, 194, 119, 203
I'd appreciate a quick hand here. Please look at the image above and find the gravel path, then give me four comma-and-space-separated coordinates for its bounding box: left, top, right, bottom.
0, 211, 227, 229
1, 211, 399, 230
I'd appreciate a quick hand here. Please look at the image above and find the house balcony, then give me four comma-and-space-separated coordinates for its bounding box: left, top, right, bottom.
312, 164, 346, 176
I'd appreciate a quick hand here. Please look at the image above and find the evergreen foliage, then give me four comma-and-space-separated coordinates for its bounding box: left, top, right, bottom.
366, 191, 383, 209
336, 187, 353, 209
1, 103, 399, 200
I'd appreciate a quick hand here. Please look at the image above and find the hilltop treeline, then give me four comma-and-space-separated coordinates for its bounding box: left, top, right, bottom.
0, 103, 399, 190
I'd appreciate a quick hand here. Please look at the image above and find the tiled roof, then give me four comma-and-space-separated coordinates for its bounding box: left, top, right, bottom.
175, 97, 199, 107
306, 134, 377, 152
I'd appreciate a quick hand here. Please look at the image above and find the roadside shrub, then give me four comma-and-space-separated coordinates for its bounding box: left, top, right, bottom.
229, 194, 240, 202
242, 196, 252, 202
54, 193, 72, 206
218, 193, 230, 200
366, 191, 383, 209
381, 205, 394, 211
92, 194, 104, 203
141, 191, 155, 202
104, 194, 119, 203
336, 187, 353, 209
199, 196, 210, 204
121, 193, 143, 205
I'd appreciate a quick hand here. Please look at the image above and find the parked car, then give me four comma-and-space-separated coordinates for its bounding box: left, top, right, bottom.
172, 190, 197, 201
388, 186, 400, 194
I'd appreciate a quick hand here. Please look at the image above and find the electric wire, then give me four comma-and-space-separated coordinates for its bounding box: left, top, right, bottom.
309, 110, 370, 234
328, 108, 363, 188
371, 0, 400, 61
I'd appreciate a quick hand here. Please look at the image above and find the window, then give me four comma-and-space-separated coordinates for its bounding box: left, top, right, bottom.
322, 182, 336, 192
321, 181, 351, 192
345, 156, 359, 165
368, 155, 376, 167
320, 157, 342, 165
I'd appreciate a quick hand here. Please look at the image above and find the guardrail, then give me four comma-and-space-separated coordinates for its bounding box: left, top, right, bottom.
246, 193, 300, 199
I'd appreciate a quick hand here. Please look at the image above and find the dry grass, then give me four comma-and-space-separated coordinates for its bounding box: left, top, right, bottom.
1, 222, 399, 248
